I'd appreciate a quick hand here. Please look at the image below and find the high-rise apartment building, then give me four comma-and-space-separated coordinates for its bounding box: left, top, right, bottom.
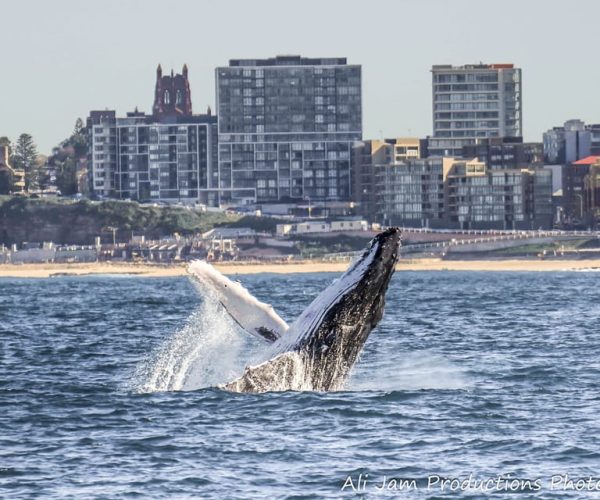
87, 66, 218, 203
428, 64, 522, 157
216, 55, 362, 205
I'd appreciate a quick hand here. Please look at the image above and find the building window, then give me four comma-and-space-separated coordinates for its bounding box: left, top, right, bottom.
164, 90, 170, 105
176, 90, 182, 105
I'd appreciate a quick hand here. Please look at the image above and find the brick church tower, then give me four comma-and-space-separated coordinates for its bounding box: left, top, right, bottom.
152, 64, 193, 118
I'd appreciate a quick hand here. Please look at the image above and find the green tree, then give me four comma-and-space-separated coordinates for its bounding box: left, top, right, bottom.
0, 170, 13, 194
46, 119, 89, 195
12, 133, 39, 191
37, 161, 51, 192
70, 118, 88, 157
56, 157, 78, 195
74, 118, 84, 135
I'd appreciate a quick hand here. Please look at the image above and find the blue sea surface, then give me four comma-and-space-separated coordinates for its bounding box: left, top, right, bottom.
1, 271, 600, 498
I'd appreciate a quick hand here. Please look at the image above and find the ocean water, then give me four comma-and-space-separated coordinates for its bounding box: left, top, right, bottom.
1, 271, 600, 498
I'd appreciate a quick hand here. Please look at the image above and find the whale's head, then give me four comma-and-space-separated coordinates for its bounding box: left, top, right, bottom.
285, 227, 401, 390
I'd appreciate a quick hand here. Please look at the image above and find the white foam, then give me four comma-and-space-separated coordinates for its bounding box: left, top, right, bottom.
132, 297, 265, 393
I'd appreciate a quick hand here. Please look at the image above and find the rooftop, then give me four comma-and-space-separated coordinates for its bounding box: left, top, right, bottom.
227, 55, 348, 67
432, 63, 515, 71
572, 156, 600, 165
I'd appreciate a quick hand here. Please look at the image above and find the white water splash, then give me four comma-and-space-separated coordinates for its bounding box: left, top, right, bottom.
349, 350, 470, 392
132, 298, 261, 393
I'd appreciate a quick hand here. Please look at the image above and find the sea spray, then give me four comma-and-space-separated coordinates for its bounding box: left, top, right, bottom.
349, 349, 470, 392
132, 296, 263, 393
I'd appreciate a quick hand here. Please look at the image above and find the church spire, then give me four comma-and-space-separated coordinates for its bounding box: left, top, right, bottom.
152, 63, 193, 118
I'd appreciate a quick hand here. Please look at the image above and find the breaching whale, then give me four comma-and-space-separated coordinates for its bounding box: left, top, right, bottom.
187, 227, 401, 393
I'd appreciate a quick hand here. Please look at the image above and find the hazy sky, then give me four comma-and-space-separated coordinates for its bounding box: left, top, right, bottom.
1, 0, 599, 153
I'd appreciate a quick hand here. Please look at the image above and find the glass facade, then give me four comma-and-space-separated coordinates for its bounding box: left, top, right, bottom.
377, 159, 445, 227
372, 157, 552, 229
444, 162, 552, 229
216, 56, 362, 204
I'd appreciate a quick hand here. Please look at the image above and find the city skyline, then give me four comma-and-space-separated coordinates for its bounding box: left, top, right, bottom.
2, 0, 600, 153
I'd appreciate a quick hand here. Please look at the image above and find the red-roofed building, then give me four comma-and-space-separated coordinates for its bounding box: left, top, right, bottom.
573, 156, 600, 165
563, 156, 600, 225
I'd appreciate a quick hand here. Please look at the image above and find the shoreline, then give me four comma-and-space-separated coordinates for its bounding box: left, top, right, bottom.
1, 258, 600, 278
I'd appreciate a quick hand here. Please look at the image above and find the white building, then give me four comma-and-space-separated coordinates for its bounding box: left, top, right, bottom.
276, 220, 368, 236
428, 63, 522, 157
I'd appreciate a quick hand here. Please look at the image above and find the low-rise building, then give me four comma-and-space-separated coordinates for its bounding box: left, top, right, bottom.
585, 158, 600, 224
329, 220, 369, 232
6, 242, 97, 264
276, 219, 368, 236
563, 155, 600, 224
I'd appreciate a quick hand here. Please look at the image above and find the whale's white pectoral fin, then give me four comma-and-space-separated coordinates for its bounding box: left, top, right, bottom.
187, 260, 289, 343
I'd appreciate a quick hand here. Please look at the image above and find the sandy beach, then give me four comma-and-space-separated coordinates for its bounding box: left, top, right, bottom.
1, 258, 600, 278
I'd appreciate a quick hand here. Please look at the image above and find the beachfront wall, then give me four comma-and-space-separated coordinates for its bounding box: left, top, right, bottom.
9, 248, 98, 264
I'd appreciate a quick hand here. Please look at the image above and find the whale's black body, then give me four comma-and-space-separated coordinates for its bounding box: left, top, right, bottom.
189, 228, 401, 393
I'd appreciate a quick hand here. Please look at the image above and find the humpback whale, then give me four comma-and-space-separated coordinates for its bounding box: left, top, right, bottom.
187, 228, 401, 393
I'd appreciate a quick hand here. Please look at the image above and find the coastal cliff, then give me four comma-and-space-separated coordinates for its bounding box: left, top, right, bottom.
0, 197, 235, 245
